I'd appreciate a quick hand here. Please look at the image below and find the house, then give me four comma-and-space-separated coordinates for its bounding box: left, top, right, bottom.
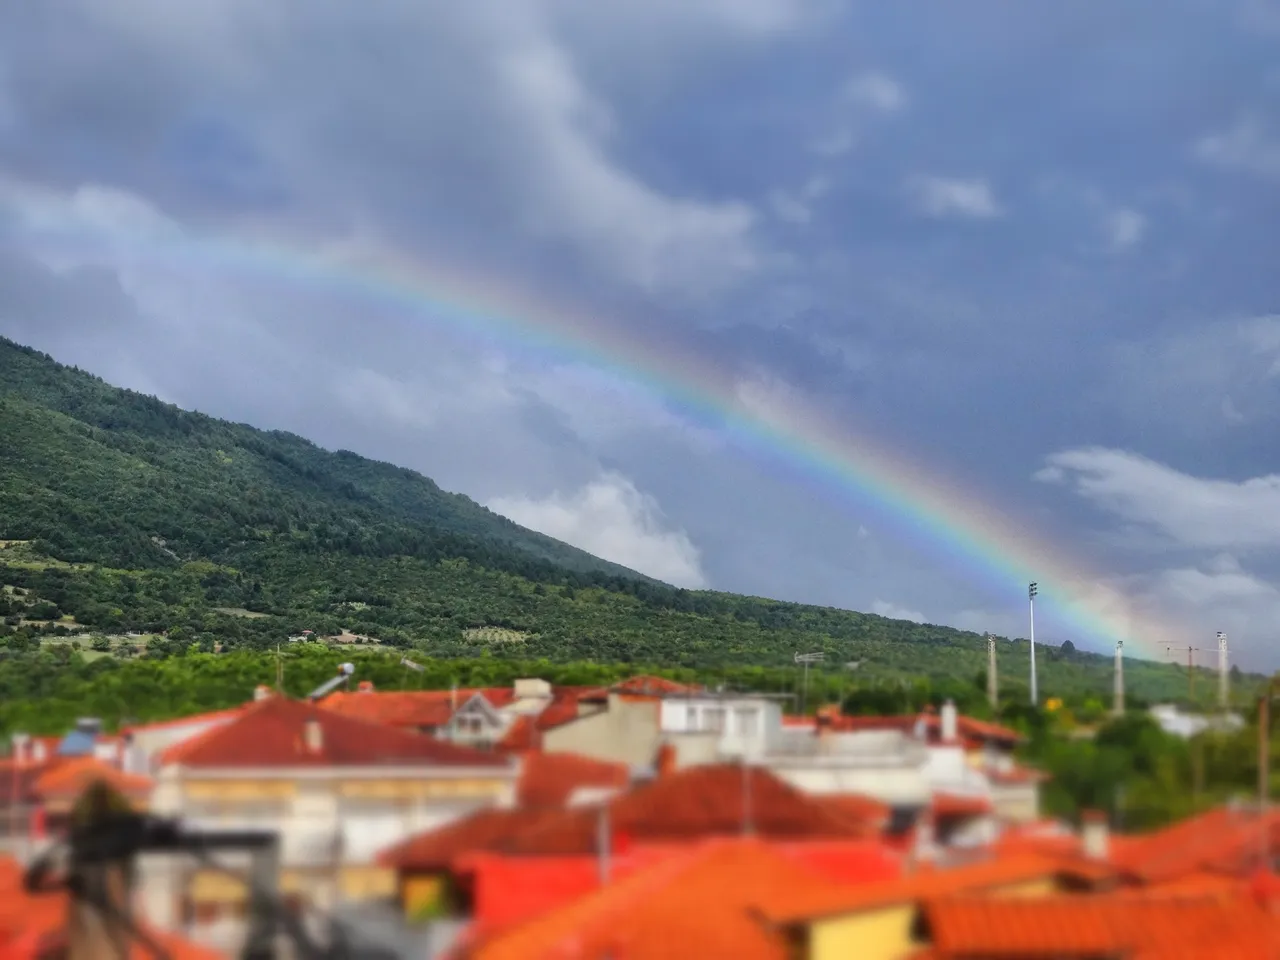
758, 852, 1121, 960
136, 695, 520, 952
450, 837, 847, 960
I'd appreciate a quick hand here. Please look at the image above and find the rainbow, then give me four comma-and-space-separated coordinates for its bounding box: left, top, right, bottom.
0, 178, 1183, 658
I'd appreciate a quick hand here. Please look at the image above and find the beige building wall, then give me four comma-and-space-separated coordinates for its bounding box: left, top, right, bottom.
541, 694, 662, 767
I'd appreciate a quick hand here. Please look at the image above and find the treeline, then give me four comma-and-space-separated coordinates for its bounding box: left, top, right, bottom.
0, 643, 1270, 831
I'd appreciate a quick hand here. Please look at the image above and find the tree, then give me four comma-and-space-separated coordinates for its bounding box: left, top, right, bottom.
1060, 640, 1076, 656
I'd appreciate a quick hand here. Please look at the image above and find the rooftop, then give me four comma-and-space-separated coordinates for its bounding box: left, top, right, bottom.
492, 764, 878, 857
456, 837, 835, 960
159, 696, 514, 769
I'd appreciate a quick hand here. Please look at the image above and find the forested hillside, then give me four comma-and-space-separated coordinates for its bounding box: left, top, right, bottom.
0, 336, 1245, 710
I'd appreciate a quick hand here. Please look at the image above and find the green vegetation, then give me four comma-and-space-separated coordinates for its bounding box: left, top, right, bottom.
0, 336, 1264, 729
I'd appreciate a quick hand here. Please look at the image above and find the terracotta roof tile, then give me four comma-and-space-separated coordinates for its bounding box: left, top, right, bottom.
932, 793, 994, 819
318, 688, 512, 730
160, 696, 513, 769
459, 838, 832, 960
787, 712, 1023, 745
32, 757, 153, 799
760, 852, 1105, 924
497, 699, 585, 752
1111, 806, 1280, 882
922, 892, 1280, 959
119, 706, 247, 736
516, 752, 631, 810
576, 676, 701, 703
493, 764, 871, 857
378, 808, 564, 871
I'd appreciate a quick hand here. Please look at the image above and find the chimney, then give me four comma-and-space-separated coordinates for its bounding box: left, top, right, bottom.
254, 684, 272, 701
940, 699, 959, 743
1081, 810, 1110, 860
655, 742, 678, 778
357, 680, 375, 693
11, 733, 29, 765
303, 717, 324, 754
32, 740, 46, 764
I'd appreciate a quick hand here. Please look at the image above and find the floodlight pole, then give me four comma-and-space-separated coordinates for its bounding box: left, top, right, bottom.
1028, 582, 1039, 707
794, 652, 824, 716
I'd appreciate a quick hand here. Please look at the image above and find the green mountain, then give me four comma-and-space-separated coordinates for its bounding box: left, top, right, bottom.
0, 335, 1247, 711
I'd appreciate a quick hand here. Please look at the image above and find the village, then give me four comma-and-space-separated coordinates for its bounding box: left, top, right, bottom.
1, 668, 1278, 959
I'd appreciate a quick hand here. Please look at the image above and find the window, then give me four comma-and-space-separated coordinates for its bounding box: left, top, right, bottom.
734, 708, 759, 738
703, 707, 726, 733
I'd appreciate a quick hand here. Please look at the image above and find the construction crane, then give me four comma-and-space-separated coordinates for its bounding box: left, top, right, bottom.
1162, 644, 1204, 704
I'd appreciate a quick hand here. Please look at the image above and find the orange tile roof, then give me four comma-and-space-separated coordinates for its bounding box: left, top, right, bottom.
576, 676, 701, 703
787, 712, 1022, 745
159, 696, 513, 769
459, 837, 833, 960
760, 852, 1107, 925
493, 764, 874, 857
496, 698, 586, 752
318, 688, 504, 730
517, 752, 631, 810
922, 891, 1280, 959
1111, 805, 1280, 883
31, 757, 153, 799
378, 808, 564, 871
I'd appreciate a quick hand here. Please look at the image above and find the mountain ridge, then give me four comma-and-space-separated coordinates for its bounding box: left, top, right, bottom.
0, 334, 1243, 706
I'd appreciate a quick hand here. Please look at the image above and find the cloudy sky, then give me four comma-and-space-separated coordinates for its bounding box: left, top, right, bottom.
2, 1, 1279, 666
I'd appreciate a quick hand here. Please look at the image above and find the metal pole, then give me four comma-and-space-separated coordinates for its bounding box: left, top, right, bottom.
1028, 583, 1038, 707
986, 635, 998, 710
1113, 640, 1125, 717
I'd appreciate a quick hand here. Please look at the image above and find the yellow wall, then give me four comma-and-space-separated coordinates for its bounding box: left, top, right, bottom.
809, 905, 915, 960
340, 865, 397, 901
806, 878, 1060, 960
339, 778, 507, 800
183, 780, 297, 801
401, 874, 446, 918
187, 866, 395, 904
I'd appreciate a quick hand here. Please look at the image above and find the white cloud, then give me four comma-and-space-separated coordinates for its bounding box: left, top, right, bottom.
843, 71, 906, 113
1105, 207, 1145, 251
769, 176, 829, 225
1096, 315, 1280, 432
21, 1, 761, 303
905, 176, 1003, 219
1037, 447, 1280, 552
488, 472, 708, 587
870, 600, 926, 623
1194, 115, 1280, 180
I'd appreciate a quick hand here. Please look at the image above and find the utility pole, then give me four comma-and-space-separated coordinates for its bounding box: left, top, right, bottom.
795, 652, 824, 716
1218, 632, 1230, 712
1028, 582, 1039, 707
1113, 640, 1125, 717
986, 634, 998, 710
1163, 644, 1204, 705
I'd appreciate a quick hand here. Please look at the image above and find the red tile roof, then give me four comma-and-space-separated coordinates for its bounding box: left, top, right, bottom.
921, 891, 1280, 959
457, 837, 834, 960
1110, 806, 1280, 883
492, 764, 875, 857
576, 676, 701, 703
318, 688, 511, 730
31, 757, 153, 800
496, 699, 585, 752
119, 705, 247, 736
159, 696, 513, 769
808, 794, 892, 835
788, 712, 1023, 746
516, 752, 631, 810
378, 808, 564, 872
760, 852, 1109, 925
